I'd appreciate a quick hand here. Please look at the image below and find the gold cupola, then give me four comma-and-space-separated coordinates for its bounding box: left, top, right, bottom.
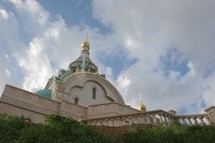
81, 33, 90, 56
82, 40, 90, 48
139, 93, 146, 112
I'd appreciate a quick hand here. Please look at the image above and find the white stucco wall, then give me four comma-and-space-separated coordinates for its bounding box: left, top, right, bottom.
69, 80, 109, 106
52, 72, 125, 107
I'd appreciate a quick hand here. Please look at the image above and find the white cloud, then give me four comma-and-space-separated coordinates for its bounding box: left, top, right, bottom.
117, 74, 131, 89
0, 7, 22, 95
8, 0, 49, 24
8, 0, 49, 35
104, 66, 113, 80
92, 0, 215, 113
0, 56, 10, 95
5, 69, 11, 78
0, 7, 22, 51
116, 73, 131, 99
202, 74, 215, 106
0, 0, 109, 92
0, 9, 9, 19
187, 62, 196, 76
17, 38, 55, 91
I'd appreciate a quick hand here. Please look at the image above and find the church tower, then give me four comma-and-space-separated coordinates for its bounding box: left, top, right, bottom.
36, 39, 125, 107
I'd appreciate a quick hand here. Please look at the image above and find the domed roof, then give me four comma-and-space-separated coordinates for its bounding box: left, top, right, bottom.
82, 40, 90, 48
35, 89, 52, 99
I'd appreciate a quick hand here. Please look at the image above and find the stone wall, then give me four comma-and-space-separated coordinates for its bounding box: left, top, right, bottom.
86, 103, 140, 119
0, 85, 87, 123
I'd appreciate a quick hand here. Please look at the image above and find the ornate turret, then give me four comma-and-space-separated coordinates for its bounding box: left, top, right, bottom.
40, 37, 125, 106
68, 37, 98, 73
81, 40, 90, 55
42, 37, 98, 85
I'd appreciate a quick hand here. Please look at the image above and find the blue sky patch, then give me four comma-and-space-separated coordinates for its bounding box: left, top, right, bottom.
98, 48, 137, 79
37, 0, 111, 34
178, 106, 188, 115
160, 48, 190, 79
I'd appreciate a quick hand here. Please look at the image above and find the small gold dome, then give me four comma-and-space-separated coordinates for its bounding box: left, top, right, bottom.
82, 40, 90, 48
139, 101, 146, 112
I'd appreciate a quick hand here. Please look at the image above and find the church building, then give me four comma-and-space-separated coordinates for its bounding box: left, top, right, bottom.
1, 39, 214, 126
0, 39, 145, 123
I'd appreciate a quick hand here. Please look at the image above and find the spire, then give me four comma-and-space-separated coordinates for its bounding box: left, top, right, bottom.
139, 93, 146, 112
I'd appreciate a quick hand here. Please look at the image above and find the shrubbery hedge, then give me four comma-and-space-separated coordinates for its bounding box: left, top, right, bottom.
123, 124, 215, 143
1, 113, 215, 143
0, 114, 114, 143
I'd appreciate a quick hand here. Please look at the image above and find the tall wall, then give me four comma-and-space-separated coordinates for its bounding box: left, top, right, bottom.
0, 85, 86, 123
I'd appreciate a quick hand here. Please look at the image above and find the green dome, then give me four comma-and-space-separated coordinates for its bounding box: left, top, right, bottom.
35, 89, 52, 99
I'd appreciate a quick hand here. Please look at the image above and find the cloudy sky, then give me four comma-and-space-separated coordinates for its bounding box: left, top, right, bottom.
1, 0, 215, 114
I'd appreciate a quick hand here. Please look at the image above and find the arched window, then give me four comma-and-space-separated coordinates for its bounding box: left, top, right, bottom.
74, 97, 79, 104
92, 87, 96, 99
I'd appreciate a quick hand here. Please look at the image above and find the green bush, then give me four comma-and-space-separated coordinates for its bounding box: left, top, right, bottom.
1, 113, 215, 143
0, 114, 30, 143
123, 124, 215, 143
0, 114, 114, 143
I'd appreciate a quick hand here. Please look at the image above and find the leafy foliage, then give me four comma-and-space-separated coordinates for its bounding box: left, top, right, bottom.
0, 114, 30, 143
0, 114, 114, 143
1, 113, 215, 143
123, 124, 215, 143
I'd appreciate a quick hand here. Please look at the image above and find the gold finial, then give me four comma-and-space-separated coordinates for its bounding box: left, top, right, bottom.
82, 32, 90, 48
139, 93, 146, 112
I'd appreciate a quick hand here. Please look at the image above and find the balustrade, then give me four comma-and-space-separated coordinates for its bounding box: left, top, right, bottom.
175, 114, 210, 125
83, 110, 175, 127
82, 110, 211, 127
